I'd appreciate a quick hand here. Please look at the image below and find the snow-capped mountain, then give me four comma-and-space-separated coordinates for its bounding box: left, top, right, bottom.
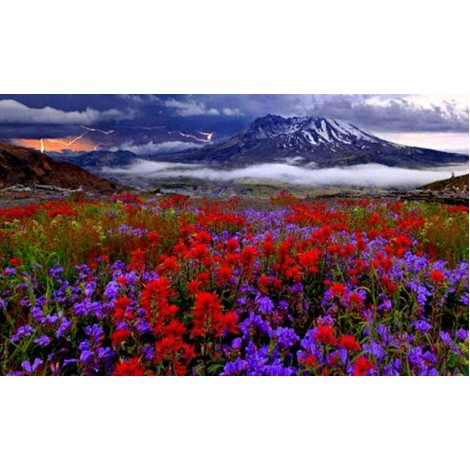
159, 114, 468, 168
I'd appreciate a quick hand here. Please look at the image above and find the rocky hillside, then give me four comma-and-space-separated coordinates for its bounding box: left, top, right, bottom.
0, 141, 121, 193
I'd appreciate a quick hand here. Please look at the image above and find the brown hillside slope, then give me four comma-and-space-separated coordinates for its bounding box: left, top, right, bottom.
419, 174, 469, 192
0, 141, 121, 193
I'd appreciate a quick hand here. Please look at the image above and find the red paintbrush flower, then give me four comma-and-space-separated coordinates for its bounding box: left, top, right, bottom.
430, 270, 445, 283
353, 356, 374, 376
339, 334, 361, 352
313, 325, 337, 345
112, 357, 146, 376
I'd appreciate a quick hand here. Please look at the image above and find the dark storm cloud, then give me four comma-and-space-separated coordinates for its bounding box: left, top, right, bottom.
0, 94, 467, 142
194, 94, 469, 133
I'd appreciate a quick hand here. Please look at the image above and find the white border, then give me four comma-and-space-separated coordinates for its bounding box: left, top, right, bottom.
1, 2, 469, 469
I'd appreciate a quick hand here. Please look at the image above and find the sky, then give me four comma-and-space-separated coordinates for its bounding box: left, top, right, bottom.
0, 94, 468, 155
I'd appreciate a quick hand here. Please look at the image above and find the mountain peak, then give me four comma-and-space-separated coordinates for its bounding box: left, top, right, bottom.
154, 113, 468, 169
244, 114, 384, 148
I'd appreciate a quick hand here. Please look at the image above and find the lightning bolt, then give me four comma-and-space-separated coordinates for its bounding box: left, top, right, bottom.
38, 125, 116, 153
80, 125, 115, 135
46, 133, 88, 149
174, 131, 214, 143
199, 131, 214, 142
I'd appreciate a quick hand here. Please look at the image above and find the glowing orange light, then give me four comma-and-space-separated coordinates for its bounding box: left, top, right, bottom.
13, 137, 97, 153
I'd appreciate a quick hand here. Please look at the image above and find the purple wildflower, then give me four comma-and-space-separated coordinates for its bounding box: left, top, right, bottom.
11, 325, 35, 342
22, 358, 43, 374
34, 335, 51, 347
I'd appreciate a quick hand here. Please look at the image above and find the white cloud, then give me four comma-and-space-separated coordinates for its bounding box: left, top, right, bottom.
164, 98, 243, 117
103, 161, 469, 189
375, 131, 469, 154
0, 99, 126, 124
113, 140, 204, 155
222, 107, 243, 116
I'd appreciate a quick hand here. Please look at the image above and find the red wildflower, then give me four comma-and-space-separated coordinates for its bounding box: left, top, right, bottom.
298, 249, 322, 274
263, 235, 275, 257
313, 325, 337, 345
349, 292, 364, 308
329, 282, 347, 298
187, 280, 201, 296
217, 266, 233, 285
112, 329, 132, 347
258, 275, 271, 293
141, 278, 178, 332
430, 270, 445, 284
226, 238, 240, 253
158, 255, 179, 275
195, 231, 212, 244
353, 356, 374, 376
130, 249, 145, 271
240, 247, 259, 267
300, 354, 317, 368
339, 334, 361, 352
191, 243, 209, 261
191, 292, 228, 338
112, 357, 146, 376
148, 231, 159, 243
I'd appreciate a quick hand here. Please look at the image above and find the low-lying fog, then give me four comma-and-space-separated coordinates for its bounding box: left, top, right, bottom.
102, 160, 469, 189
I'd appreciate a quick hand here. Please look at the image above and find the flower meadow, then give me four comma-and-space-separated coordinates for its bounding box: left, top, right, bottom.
0, 192, 468, 376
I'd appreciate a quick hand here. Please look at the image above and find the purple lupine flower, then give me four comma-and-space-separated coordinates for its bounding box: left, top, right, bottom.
263, 363, 297, 376
136, 319, 152, 335
56, 317, 72, 338
383, 358, 402, 376
34, 335, 51, 347
22, 358, 43, 374
364, 340, 386, 360
439, 331, 453, 346
422, 351, 436, 366
63, 359, 78, 366
256, 295, 274, 315
460, 293, 469, 306
142, 347, 154, 361
49, 266, 64, 278
85, 324, 104, 345
412, 320, 432, 334
104, 281, 119, 299
408, 346, 423, 367
84, 281, 96, 297
79, 340, 92, 351
11, 325, 35, 342
455, 329, 469, 341
80, 350, 94, 364
274, 327, 299, 349
32, 306, 43, 322
223, 358, 247, 375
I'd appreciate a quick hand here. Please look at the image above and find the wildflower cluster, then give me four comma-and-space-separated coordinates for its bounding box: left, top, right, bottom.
0, 194, 468, 375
